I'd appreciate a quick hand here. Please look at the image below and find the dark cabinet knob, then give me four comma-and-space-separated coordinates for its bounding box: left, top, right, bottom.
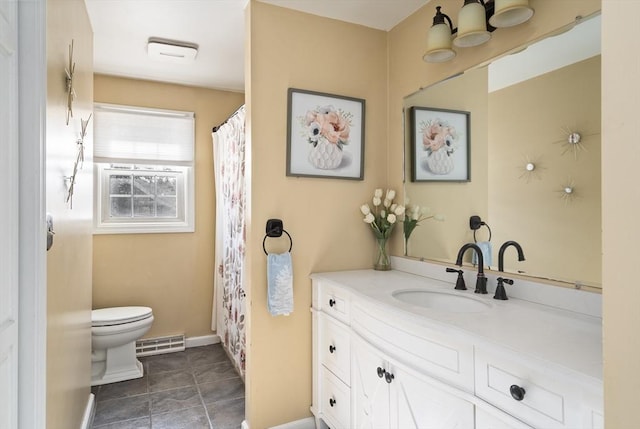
376, 367, 385, 378
385, 372, 395, 384
329, 344, 336, 353
329, 397, 336, 407
329, 299, 336, 307
510, 384, 526, 401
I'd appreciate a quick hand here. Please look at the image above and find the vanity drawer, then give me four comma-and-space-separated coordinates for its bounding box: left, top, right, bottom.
351, 303, 474, 391
316, 281, 350, 323
475, 348, 584, 429
320, 367, 350, 429
319, 315, 350, 384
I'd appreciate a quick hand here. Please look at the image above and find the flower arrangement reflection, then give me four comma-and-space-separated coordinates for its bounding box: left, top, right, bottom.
360, 189, 405, 270
403, 203, 445, 256
420, 118, 458, 175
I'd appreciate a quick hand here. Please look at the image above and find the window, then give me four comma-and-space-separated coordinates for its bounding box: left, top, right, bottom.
93, 104, 195, 234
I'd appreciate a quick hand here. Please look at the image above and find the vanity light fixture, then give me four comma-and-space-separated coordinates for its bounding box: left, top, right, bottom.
423, 0, 535, 63
423, 6, 457, 63
454, 0, 492, 48
489, 0, 535, 28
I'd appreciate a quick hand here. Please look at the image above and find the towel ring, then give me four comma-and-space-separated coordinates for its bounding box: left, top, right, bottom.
263, 229, 292, 255
263, 218, 293, 255
470, 215, 492, 242
473, 224, 492, 243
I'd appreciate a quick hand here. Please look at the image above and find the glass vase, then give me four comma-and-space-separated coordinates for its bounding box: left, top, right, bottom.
374, 237, 391, 271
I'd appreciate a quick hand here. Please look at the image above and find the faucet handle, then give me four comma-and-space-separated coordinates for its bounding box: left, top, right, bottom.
446, 268, 467, 290
494, 277, 513, 300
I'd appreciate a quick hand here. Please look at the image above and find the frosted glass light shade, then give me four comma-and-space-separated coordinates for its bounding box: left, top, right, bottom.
454, 1, 491, 48
424, 23, 456, 62
489, 0, 535, 28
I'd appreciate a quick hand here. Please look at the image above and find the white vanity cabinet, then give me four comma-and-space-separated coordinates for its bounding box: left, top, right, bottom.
310, 270, 603, 429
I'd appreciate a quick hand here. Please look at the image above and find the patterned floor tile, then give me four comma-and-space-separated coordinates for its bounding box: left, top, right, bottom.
187, 344, 229, 367
150, 386, 202, 414
90, 345, 244, 428
199, 377, 245, 406
148, 369, 195, 392
95, 376, 148, 402
93, 416, 151, 429
207, 397, 245, 429
93, 395, 150, 427
145, 352, 189, 374
151, 405, 211, 429
193, 360, 237, 385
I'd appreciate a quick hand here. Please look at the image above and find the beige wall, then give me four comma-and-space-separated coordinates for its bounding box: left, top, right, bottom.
246, 1, 388, 426
602, 1, 640, 427
92, 75, 244, 339
46, 0, 94, 427
489, 56, 601, 286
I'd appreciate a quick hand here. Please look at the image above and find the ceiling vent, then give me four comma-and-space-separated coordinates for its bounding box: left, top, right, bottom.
147, 38, 198, 63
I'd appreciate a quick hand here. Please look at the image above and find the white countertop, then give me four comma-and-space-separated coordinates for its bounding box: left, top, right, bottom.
311, 268, 603, 385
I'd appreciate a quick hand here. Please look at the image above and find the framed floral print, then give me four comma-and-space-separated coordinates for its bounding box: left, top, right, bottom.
410, 106, 470, 182
286, 88, 365, 180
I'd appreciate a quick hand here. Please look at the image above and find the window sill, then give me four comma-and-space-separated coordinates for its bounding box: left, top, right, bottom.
93, 222, 194, 235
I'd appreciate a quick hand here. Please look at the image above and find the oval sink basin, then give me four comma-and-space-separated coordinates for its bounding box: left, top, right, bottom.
392, 289, 492, 313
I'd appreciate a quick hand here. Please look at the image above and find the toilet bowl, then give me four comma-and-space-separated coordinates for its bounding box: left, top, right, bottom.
91, 306, 154, 386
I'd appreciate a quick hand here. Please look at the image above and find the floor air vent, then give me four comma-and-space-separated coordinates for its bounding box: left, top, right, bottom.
136, 334, 185, 357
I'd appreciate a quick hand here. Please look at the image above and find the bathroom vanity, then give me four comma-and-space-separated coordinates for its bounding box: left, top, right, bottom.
310, 259, 602, 429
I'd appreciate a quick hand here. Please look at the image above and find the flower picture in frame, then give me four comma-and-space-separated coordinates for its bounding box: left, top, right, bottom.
287, 88, 365, 180
410, 107, 470, 182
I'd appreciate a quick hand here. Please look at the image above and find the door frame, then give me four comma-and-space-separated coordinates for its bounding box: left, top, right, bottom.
17, 0, 47, 427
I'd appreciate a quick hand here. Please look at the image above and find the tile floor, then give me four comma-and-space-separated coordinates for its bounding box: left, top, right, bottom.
91, 344, 244, 429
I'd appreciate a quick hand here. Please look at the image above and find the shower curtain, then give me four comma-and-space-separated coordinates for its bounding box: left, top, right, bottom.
212, 105, 246, 376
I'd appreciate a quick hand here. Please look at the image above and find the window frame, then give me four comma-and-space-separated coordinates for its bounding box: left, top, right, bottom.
94, 163, 194, 234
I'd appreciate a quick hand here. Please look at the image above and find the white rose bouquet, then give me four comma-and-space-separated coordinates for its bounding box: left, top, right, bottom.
360, 189, 405, 270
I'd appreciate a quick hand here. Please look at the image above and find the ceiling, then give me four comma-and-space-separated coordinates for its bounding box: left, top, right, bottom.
84, 0, 429, 92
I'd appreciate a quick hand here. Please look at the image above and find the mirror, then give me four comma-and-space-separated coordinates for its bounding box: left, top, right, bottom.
403, 14, 602, 288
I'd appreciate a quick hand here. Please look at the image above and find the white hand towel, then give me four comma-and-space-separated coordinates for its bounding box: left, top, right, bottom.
267, 252, 294, 316
472, 241, 493, 269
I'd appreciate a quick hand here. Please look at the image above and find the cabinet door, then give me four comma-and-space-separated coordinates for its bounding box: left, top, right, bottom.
390, 363, 475, 429
476, 406, 533, 429
352, 338, 390, 429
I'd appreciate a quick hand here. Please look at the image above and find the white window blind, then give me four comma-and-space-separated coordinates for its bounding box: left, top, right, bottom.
94, 103, 195, 166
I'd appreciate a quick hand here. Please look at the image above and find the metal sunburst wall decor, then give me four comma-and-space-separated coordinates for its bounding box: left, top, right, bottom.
518, 155, 544, 183
65, 114, 92, 208
65, 40, 76, 125
557, 178, 578, 205
552, 126, 598, 160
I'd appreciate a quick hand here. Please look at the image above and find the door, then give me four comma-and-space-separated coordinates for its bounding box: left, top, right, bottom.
352, 338, 390, 428
0, 0, 20, 427
391, 361, 475, 429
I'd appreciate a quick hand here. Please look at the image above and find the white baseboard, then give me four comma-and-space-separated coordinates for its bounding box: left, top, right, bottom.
80, 393, 95, 429
185, 334, 220, 348
242, 416, 316, 429
269, 417, 316, 429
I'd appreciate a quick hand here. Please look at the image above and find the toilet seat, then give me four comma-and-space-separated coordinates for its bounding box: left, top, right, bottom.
92, 306, 153, 327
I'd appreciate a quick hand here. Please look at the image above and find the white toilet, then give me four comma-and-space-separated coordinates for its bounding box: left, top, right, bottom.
91, 306, 154, 386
